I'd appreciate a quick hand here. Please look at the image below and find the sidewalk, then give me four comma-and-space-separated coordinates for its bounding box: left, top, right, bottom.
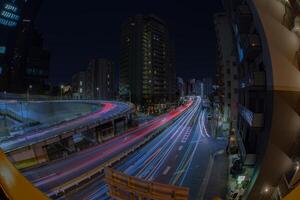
203, 150, 229, 200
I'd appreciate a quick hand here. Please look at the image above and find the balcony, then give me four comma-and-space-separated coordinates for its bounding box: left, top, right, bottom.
240, 71, 265, 89
235, 5, 252, 34
239, 105, 264, 128
241, 34, 261, 61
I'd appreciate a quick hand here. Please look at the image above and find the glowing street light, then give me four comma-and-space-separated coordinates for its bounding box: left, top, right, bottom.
264, 187, 269, 193
60, 84, 64, 99
27, 85, 32, 101
96, 87, 99, 99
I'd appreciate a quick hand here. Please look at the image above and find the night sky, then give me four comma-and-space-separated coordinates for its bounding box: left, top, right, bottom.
36, 0, 223, 85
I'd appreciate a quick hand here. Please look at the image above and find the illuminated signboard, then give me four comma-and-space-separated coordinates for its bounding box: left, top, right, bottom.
0, 0, 24, 28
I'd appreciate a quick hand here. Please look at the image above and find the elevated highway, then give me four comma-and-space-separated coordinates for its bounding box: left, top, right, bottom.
0, 100, 134, 169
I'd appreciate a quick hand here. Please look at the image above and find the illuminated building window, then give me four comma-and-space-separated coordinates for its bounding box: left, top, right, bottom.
0, 46, 6, 54
239, 48, 244, 62
4, 4, 17, 12
0, 17, 17, 27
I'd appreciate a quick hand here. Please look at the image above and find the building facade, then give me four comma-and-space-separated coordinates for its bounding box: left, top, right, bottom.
176, 77, 185, 97
72, 71, 91, 99
88, 58, 116, 100
214, 13, 239, 130
0, 0, 27, 91
202, 77, 213, 97
0, 0, 48, 94
222, 0, 300, 199
120, 15, 176, 107
185, 78, 196, 96
10, 22, 50, 94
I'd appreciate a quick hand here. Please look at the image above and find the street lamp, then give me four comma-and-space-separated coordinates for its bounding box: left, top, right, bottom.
60, 84, 64, 100
96, 87, 99, 99
27, 85, 32, 101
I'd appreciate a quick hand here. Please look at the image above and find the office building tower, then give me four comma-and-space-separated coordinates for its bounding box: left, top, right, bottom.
88, 58, 116, 100
0, 0, 27, 91
120, 15, 176, 107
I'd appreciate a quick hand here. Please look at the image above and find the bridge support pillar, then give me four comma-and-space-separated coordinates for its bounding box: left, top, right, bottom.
67, 136, 76, 152
33, 143, 49, 164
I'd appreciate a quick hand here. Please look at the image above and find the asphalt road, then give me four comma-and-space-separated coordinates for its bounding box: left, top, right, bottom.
70, 96, 228, 200
22, 101, 192, 195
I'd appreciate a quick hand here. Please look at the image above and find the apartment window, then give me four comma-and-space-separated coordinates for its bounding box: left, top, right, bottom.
227, 81, 231, 87
228, 92, 231, 99
234, 74, 238, 80
226, 68, 230, 74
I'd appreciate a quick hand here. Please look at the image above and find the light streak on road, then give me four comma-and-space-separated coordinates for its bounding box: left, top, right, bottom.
79, 97, 203, 200
23, 100, 193, 195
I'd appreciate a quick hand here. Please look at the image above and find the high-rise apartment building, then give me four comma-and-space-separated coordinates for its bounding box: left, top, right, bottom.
120, 15, 176, 107
214, 13, 239, 130
72, 71, 91, 99
88, 58, 116, 100
221, 0, 300, 199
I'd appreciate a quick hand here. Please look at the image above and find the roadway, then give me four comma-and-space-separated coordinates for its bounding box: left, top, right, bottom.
0, 100, 131, 152
21, 100, 192, 197
69, 97, 228, 200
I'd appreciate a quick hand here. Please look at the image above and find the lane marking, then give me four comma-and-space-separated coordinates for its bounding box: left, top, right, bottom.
178, 146, 183, 151
163, 166, 171, 175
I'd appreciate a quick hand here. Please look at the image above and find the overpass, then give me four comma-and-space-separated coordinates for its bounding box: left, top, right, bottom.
0, 100, 134, 169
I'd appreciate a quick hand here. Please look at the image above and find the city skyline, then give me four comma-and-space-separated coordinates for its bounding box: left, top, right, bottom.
36, 0, 222, 84
2, 1, 300, 200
